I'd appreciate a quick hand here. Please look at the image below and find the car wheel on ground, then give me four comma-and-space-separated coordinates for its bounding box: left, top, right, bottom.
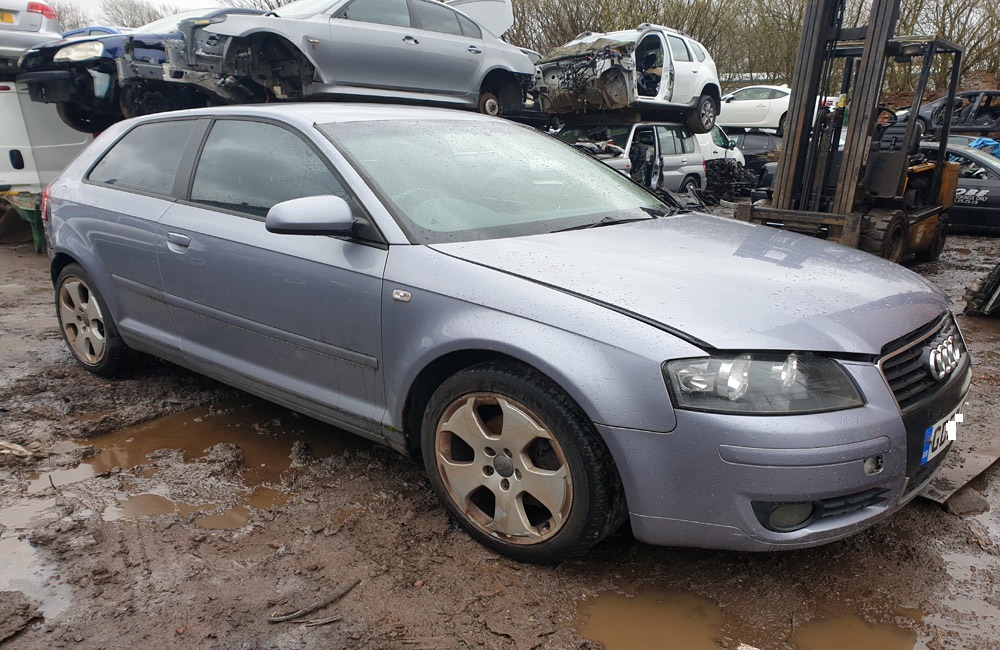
682, 176, 700, 193
777, 113, 787, 137
688, 94, 716, 134
55, 263, 135, 376
420, 361, 625, 564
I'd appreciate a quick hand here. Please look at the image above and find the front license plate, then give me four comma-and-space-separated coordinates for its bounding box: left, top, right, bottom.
921, 401, 964, 465
0, 12, 14, 23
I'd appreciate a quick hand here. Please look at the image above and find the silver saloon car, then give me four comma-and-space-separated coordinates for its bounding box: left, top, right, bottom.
44, 104, 969, 563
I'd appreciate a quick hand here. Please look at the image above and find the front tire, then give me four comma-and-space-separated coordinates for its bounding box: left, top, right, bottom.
55, 264, 135, 376
914, 216, 948, 263
421, 361, 625, 563
56, 102, 119, 134
860, 211, 906, 263
687, 94, 716, 134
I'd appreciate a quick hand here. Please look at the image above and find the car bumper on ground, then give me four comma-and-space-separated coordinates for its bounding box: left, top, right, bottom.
598, 351, 971, 552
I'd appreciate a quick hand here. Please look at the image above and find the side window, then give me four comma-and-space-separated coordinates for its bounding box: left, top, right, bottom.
742, 133, 770, 151
656, 126, 679, 155
341, 0, 410, 27
190, 120, 348, 218
457, 13, 481, 38
667, 35, 691, 62
679, 128, 695, 154
711, 126, 728, 148
767, 89, 788, 100
89, 120, 198, 196
414, 0, 463, 36
731, 88, 752, 102
690, 41, 707, 62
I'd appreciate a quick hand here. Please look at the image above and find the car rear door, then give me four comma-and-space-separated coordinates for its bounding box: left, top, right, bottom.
155, 117, 389, 432
655, 124, 697, 191
327, 0, 426, 91
409, 0, 483, 94
665, 34, 697, 104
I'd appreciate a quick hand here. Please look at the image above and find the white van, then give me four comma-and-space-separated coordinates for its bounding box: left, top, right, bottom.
0, 80, 91, 248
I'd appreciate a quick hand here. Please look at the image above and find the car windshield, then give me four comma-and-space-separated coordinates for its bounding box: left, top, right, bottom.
274, 0, 339, 18
320, 119, 667, 244
137, 9, 212, 33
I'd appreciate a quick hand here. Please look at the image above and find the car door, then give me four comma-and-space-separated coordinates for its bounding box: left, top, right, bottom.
409, 0, 483, 94
156, 118, 388, 431
79, 118, 207, 354
627, 125, 659, 188
327, 0, 426, 91
722, 87, 769, 126
665, 34, 698, 104
949, 152, 999, 230
655, 124, 697, 191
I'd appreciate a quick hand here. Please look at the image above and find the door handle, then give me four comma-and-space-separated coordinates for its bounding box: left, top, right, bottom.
402, 35, 420, 45
467, 45, 483, 54
680, 158, 688, 163
166, 232, 190, 252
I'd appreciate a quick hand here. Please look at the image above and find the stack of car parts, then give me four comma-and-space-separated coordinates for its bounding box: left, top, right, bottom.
964, 263, 1000, 317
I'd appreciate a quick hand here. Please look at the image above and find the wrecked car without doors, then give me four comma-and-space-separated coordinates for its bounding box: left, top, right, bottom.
534, 25, 721, 133
158, 0, 536, 115
45, 104, 968, 564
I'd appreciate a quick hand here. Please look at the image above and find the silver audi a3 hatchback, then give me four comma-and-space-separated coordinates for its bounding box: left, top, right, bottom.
43, 104, 970, 563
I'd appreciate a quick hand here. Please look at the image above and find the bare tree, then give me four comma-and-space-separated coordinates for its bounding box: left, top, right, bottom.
220, 0, 295, 10
99, 0, 178, 28
49, 0, 92, 31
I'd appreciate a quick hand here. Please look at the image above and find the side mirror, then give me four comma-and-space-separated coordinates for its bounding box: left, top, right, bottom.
727, 139, 737, 149
725, 96, 733, 103
265, 195, 355, 236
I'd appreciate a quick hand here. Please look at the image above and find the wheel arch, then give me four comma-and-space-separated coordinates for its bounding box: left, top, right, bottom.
223, 30, 318, 91
700, 82, 721, 112
479, 67, 523, 112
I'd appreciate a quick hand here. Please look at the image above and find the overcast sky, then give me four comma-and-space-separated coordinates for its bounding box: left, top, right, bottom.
62, 0, 225, 23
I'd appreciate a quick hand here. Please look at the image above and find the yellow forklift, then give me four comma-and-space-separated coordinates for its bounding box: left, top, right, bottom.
736, 0, 963, 263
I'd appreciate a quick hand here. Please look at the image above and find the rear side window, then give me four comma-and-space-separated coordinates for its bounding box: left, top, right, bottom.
190, 119, 348, 218
341, 0, 410, 27
88, 120, 197, 196
667, 35, 691, 62
457, 13, 481, 38
657, 125, 694, 155
414, 0, 462, 36
690, 41, 707, 62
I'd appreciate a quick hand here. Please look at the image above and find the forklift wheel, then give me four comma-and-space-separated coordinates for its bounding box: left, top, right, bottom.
860, 212, 906, 263
914, 216, 948, 263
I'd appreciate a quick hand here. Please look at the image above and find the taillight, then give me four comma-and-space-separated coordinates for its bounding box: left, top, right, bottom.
0, 85, 11, 91
40, 185, 51, 222
27, 1, 58, 20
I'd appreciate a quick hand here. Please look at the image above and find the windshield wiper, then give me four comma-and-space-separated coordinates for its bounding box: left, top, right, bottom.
640, 206, 674, 218
553, 216, 654, 233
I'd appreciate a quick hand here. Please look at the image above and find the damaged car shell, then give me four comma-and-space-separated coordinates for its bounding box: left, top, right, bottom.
160, 0, 535, 113
534, 25, 721, 133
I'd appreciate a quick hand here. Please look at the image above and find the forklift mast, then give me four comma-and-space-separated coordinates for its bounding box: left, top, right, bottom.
738, 0, 964, 261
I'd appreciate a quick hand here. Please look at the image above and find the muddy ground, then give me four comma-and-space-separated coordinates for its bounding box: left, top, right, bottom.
1, 231, 999, 650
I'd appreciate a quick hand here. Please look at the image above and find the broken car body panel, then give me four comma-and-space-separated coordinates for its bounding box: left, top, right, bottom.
534, 25, 720, 120
161, 0, 535, 111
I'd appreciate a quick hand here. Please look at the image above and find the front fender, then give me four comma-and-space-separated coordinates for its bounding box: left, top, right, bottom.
381, 246, 706, 435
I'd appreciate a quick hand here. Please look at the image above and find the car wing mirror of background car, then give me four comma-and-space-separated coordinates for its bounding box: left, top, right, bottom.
264, 195, 356, 236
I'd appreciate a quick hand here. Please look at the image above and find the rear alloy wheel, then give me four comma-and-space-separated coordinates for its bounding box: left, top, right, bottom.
55, 264, 135, 376
478, 91, 501, 116
421, 361, 624, 563
687, 94, 716, 134
682, 176, 700, 194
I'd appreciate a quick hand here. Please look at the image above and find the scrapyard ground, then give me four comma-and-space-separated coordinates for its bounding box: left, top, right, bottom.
1, 230, 998, 650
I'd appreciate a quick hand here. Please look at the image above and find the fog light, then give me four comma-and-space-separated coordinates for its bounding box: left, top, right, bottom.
864, 455, 884, 475
767, 503, 815, 531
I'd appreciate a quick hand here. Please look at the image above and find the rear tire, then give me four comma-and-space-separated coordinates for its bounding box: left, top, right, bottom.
776, 113, 787, 137
420, 361, 626, 564
860, 211, 906, 263
681, 175, 700, 194
687, 94, 716, 134
55, 264, 137, 377
478, 91, 501, 116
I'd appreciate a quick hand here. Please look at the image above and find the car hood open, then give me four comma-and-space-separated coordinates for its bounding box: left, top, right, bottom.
429, 213, 949, 355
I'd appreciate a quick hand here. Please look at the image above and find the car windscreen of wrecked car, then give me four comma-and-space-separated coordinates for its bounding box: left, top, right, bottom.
320, 119, 667, 244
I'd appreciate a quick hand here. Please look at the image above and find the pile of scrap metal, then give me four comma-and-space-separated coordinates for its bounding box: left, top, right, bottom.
535, 41, 635, 114
964, 262, 1000, 317
703, 158, 756, 204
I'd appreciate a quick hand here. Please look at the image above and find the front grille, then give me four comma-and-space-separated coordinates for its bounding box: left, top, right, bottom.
879, 314, 966, 412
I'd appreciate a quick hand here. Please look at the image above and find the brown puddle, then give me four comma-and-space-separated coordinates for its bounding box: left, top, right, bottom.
578, 591, 919, 650
0, 498, 73, 619
579, 591, 724, 649
30, 400, 368, 529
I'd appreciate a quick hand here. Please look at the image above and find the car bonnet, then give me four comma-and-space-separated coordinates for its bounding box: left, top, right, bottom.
427, 213, 949, 355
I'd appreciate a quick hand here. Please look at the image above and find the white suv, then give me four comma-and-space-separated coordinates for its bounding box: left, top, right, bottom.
534, 24, 722, 133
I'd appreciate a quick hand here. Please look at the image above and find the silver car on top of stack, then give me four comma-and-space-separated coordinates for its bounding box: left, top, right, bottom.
43, 103, 969, 563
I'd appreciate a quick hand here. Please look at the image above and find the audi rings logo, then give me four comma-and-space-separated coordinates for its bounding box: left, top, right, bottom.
926, 336, 962, 381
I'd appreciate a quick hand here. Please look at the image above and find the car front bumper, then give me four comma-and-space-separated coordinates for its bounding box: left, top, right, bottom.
598, 353, 971, 552
17, 67, 115, 104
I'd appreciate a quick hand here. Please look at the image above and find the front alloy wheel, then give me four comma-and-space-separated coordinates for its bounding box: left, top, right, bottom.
421, 361, 625, 563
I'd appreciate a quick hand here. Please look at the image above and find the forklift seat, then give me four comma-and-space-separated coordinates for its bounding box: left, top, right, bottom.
876, 122, 922, 156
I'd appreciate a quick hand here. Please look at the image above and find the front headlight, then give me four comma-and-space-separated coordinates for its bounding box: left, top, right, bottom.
663, 352, 864, 415
53, 41, 105, 63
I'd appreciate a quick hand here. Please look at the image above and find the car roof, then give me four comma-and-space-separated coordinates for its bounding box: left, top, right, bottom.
922, 141, 1000, 170
131, 102, 502, 128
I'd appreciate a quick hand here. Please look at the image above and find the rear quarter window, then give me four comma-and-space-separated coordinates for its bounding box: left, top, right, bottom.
88, 120, 199, 197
